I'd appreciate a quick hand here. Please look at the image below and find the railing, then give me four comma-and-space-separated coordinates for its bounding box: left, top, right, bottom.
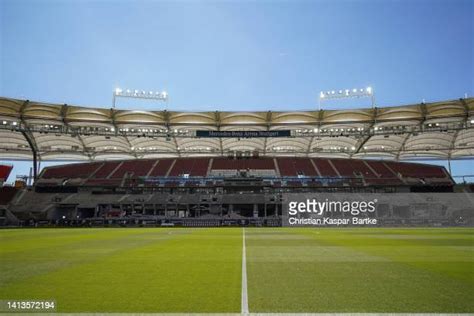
452, 175, 474, 184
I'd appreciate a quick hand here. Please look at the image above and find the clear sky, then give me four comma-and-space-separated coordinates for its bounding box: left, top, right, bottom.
0, 0, 473, 182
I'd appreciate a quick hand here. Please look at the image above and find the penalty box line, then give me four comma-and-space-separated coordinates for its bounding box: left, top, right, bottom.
242, 228, 249, 315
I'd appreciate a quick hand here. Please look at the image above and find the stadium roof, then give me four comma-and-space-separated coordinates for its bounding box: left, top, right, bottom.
0, 96, 473, 161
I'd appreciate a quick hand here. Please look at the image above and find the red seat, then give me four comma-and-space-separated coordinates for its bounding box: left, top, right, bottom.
312, 159, 338, 177
92, 161, 121, 178
0, 165, 13, 181
212, 158, 274, 170
148, 159, 174, 177
277, 158, 317, 176
169, 158, 210, 177
42, 162, 102, 179
110, 160, 155, 178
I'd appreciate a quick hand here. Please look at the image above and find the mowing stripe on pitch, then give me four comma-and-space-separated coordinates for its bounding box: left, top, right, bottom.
242, 228, 249, 314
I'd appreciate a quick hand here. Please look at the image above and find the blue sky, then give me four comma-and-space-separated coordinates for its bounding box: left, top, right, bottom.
1, 0, 473, 181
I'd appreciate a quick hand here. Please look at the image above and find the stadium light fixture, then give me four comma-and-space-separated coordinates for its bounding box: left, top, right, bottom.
112, 87, 168, 108
318, 86, 375, 110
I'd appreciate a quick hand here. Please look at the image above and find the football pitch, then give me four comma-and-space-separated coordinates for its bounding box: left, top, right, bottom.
0, 227, 473, 313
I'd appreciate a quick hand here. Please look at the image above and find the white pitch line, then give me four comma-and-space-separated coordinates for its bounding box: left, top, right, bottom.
241, 227, 249, 315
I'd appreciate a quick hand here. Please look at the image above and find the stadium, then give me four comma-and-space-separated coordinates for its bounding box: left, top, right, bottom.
1, 93, 474, 312
1, 0, 473, 313
0, 97, 473, 313
0, 95, 473, 227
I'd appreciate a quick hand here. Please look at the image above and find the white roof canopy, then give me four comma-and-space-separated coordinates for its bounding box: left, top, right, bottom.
0, 96, 472, 161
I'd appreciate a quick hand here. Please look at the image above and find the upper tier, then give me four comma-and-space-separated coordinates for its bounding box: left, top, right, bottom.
37, 157, 453, 187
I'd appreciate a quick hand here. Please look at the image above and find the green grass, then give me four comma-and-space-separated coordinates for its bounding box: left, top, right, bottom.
0, 227, 473, 313
0, 228, 242, 312
247, 228, 474, 313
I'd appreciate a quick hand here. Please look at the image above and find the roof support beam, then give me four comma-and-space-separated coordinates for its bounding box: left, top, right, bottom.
110, 108, 137, 159
354, 107, 378, 157
395, 103, 427, 160
460, 98, 470, 122
215, 111, 223, 156
61, 103, 92, 161
449, 98, 471, 159
306, 110, 324, 157
18, 100, 40, 181
263, 111, 272, 155
448, 129, 460, 160
419, 102, 428, 131
163, 110, 180, 157
20, 130, 39, 180
306, 110, 324, 156
396, 133, 411, 161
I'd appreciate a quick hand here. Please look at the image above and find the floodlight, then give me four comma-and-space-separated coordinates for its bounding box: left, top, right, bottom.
112, 87, 169, 107
318, 86, 375, 109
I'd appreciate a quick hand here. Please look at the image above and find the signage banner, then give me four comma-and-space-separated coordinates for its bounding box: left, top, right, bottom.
196, 130, 291, 138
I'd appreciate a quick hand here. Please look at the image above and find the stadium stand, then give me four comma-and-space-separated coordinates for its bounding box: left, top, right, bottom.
0, 164, 13, 182
314, 159, 339, 176
92, 161, 121, 179
42, 162, 101, 179
0, 187, 17, 205
169, 158, 209, 177
20, 157, 455, 190
3, 153, 464, 228
110, 159, 156, 178
364, 160, 403, 185
277, 158, 317, 177
24, 157, 455, 189
212, 157, 274, 170
0, 96, 472, 227
385, 161, 447, 178
148, 159, 174, 177
211, 158, 276, 177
